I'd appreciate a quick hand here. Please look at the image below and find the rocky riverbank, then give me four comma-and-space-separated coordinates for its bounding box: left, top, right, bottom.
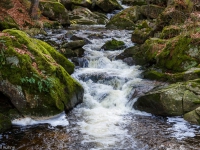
1, 0, 200, 132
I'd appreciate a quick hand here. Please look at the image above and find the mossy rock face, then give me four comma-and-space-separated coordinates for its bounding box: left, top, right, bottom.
0, 14, 19, 31
160, 25, 181, 39
140, 5, 165, 19
39, 1, 70, 26
69, 7, 108, 25
0, 29, 83, 118
106, 6, 142, 30
141, 35, 200, 72
135, 79, 200, 117
101, 39, 125, 51
95, 0, 123, 13
0, 113, 11, 132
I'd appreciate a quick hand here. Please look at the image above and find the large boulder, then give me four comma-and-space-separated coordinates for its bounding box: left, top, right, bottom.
0, 29, 83, 119
39, 1, 70, 26
106, 6, 142, 29
134, 79, 200, 117
69, 6, 108, 25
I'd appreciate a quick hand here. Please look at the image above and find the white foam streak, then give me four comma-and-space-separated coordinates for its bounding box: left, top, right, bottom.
167, 117, 196, 139
12, 112, 69, 127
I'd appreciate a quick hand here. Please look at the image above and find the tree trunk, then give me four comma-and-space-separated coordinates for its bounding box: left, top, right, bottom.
30, 0, 39, 20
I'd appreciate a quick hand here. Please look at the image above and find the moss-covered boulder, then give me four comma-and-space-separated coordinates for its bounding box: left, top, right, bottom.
39, 1, 70, 26
106, 6, 142, 29
0, 113, 11, 132
134, 79, 200, 117
0, 29, 83, 118
69, 6, 108, 25
140, 5, 164, 19
101, 39, 125, 50
140, 34, 200, 72
94, 0, 123, 13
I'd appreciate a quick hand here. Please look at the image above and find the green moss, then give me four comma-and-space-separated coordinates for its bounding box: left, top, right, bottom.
102, 39, 125, 50
158, 36, 196, 71
0, 16, 19, 31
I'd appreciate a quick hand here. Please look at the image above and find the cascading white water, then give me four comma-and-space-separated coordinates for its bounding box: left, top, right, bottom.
69, 28, 151, 149
10, 27, 200, 150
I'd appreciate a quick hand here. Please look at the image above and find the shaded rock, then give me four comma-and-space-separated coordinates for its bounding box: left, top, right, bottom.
131, 28, 152, 44
69, 7, 108, 25
39, 1, 70, 26
106, 6, 142, 29
0, 113, 11, 132
0, 29, 83, 118
116, 45, 145, 65
101, 39, 125, 50
94, 0, 123, 13
122, 0, 147, 6
140, 5, 164, 19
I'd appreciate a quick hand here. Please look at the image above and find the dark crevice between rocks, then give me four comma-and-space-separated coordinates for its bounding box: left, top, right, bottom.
0, 91, 24, 118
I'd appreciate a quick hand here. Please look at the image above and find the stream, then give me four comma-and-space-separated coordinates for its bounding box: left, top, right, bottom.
0, 25, 200, 149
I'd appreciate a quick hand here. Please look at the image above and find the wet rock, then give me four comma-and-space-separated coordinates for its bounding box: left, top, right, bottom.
0, 29, 83, 118
135, 79, 200, 118
101, 39, 125, 50
106, 6, 142, 30
62, 40, 85, 50
116, 45, 145, 65
39, 1, 70, 27
69, 7, 108, 25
